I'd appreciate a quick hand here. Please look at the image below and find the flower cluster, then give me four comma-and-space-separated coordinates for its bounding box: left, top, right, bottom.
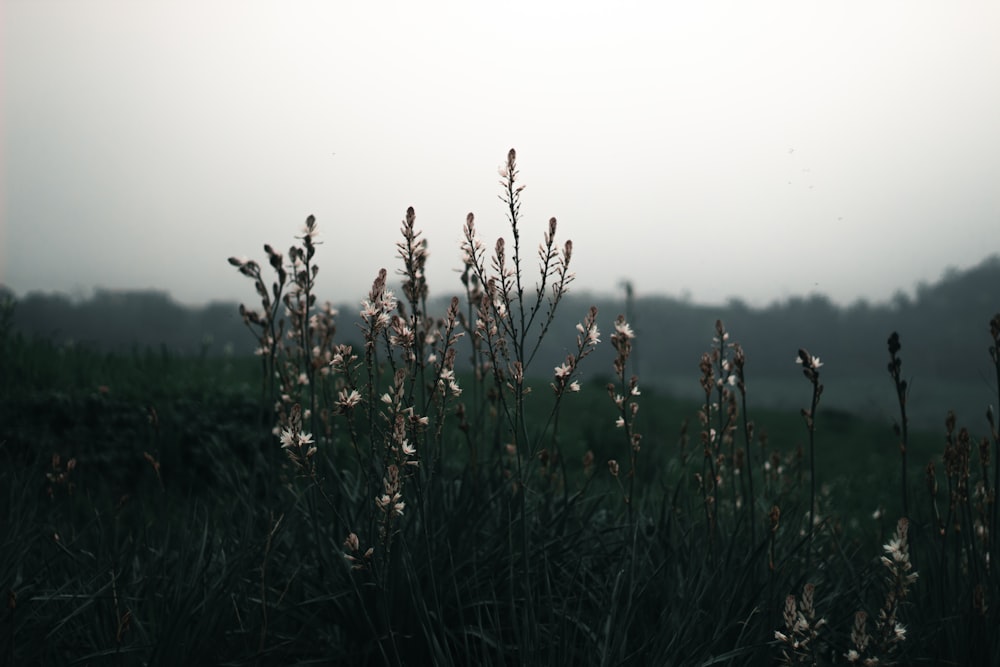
847, 517, 917, 664
342, 532, 373, 572
229, 217, 341, 450
376, 464, 406, 521
279, 403, 317, 472
551, 306, 600, 396
607, 313, 641, 506
774, 583, 826, 664
360, 269, 398, 347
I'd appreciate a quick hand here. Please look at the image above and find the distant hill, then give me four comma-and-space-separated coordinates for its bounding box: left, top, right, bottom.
0, 287, 257, 357
3, 255, 998, 428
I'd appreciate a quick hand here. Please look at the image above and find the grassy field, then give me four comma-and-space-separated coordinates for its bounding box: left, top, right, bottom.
3, 152, 1000, 665
2, 332, 970, 666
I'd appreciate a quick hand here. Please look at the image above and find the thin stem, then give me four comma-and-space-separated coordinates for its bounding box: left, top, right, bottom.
887, 332, 910, 518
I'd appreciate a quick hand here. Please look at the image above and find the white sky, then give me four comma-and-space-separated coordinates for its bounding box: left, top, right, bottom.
3, 0, 999, 308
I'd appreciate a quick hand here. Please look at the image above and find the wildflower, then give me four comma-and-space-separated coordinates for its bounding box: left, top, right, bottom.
337, 388, 362, 411
376, 493, 404, 517
795, 352, 823, 369
614, 319, 635, 340
376, 465, 406, 518
576, 321, 601, 346
280, 429, 314, 450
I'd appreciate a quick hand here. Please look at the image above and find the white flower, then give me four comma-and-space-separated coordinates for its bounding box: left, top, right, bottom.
883, 537, 905, 564
337, 389, 362, 410
380, 289, 397, 311
614, 320, 635, 339
615, 417, 625, 428
279, 429, 313, 450
577, 322, 601, 345
568, 380, 581, 392
795, 355, 823, 368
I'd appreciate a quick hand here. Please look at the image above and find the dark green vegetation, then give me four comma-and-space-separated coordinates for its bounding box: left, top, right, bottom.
5, 253, 999, 431
3, 152, 1000, 665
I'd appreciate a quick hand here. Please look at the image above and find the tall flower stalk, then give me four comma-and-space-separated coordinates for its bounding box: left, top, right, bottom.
887, 332, 910, 518
796, 348, 823, 570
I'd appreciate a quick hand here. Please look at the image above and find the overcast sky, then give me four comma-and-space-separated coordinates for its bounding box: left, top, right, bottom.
3, 1, 999, 310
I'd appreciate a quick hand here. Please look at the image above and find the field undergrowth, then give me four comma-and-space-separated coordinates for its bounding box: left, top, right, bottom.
2, 150, 999, 666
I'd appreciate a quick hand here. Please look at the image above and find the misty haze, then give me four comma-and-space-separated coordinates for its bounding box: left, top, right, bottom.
3, 2, 1000, 664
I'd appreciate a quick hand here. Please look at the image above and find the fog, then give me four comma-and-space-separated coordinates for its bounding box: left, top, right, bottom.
3, 1, 999, 308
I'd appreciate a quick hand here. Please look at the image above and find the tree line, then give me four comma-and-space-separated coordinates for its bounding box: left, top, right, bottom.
4, 254, 997, 425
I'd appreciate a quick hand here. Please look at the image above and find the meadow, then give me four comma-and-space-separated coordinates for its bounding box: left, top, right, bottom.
2, 150, 999, 665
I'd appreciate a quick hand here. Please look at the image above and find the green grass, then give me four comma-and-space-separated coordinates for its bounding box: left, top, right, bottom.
1, 327, 989, 665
